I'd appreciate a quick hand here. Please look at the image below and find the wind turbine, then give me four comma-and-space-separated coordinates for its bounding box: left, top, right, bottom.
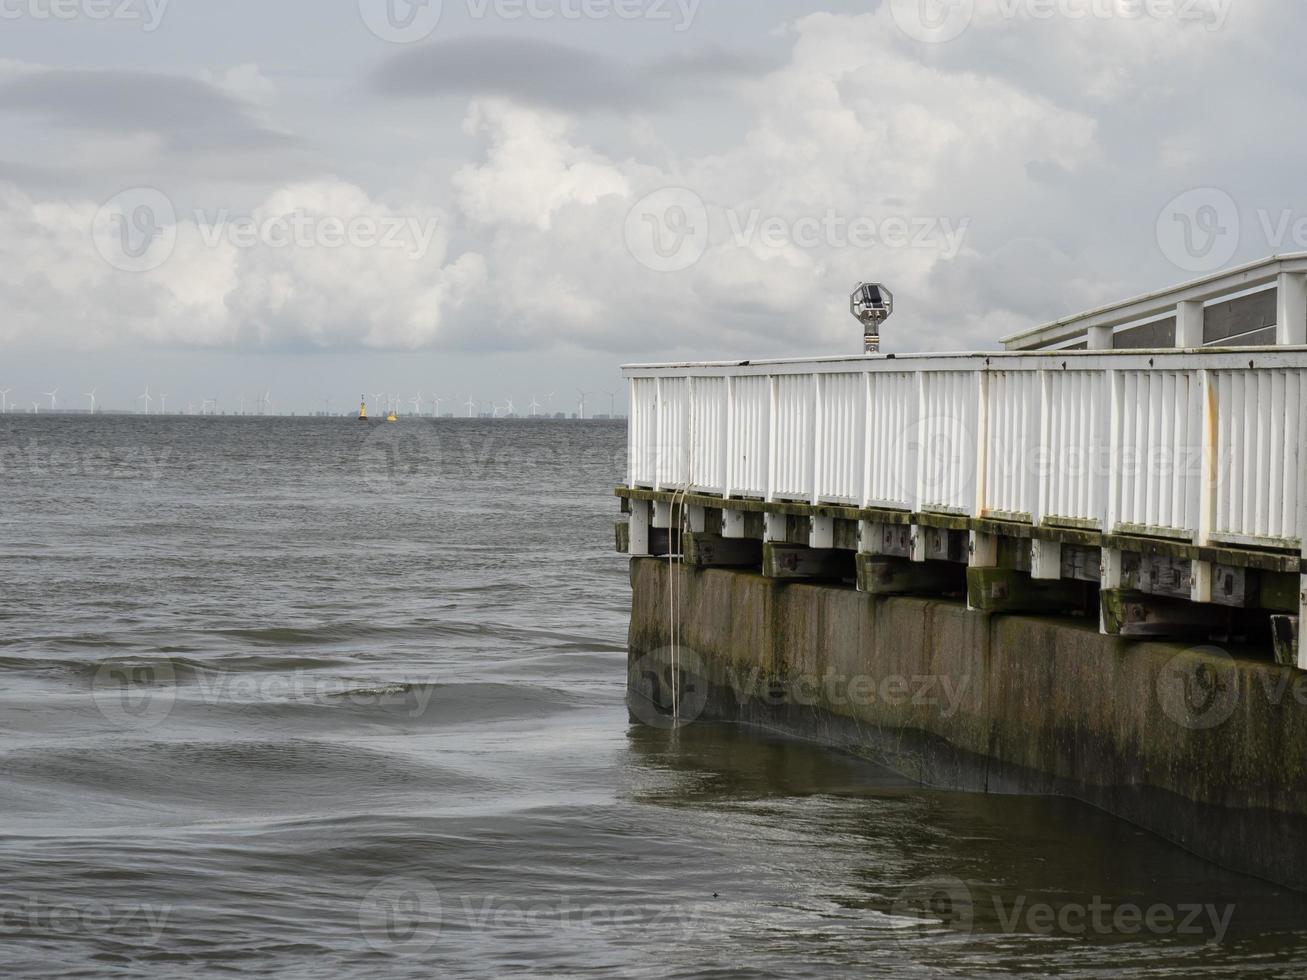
546, 392, 556, 417
239, 393, 246, 416
31, 401, 39, 414
84, 388, 97, 414
264, 390, 275, 416
577, 389, 591, 421
411, 393, 423, 417
0, 390, 11, 413
505, 398, 516, 418
432, 396, 444, 418
159, 394, 169, 415
44, 388, 58, 412
529, 396, 542, 418
465, 396, 477, 419
138, 387, 152, 415
605, 390, 618, 418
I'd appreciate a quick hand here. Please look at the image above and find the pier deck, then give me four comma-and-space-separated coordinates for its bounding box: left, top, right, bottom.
618, 257, 1307, 666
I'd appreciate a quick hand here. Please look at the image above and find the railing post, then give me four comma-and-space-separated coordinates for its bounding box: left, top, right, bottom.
1299, 391, 1307, 668
861, 371, 874, 508
969, 368, 997, 573
1279, 272, 1307, 346
1088, 325, 1113, 350
1192, 368, 1217, 603
811, 373, 823, 506
1176, 300, 1204, 348
653, 377, 663, 492
722, 375, 735, 500
1100, 367, 1124, 631
1030, 370, 1061, 580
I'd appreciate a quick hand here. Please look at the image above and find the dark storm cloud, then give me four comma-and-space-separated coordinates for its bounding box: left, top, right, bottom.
0, 70, 293, 150
369, 37, 775, 112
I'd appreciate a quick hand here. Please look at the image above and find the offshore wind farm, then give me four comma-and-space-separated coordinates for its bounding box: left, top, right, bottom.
0, 387, 626, 420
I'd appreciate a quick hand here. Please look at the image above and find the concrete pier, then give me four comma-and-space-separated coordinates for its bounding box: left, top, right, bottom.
627, 558, 1307, 892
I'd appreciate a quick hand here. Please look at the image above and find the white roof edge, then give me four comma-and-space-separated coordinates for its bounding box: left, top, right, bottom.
621, 345, 1301, 372
999, 252, 1307, 349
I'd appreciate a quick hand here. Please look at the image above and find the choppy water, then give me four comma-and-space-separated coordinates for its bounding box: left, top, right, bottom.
2, 414, 1307, 978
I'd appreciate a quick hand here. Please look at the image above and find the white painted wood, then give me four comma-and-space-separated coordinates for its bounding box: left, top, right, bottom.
1176, 300, 1205, 348
1088, 325, 1113, 350
1001, 252, 1307, 351
652, 500, 673, 530
1030, 540, 1062, 581
629, 500, 651, 557
722, 509, 745, 539
764, 512, 787, 544
810, 516, 835, 550
1279, 272, 1307, 346
686, 505, 707, 534
970, 531, 998, 568
1191, 560, 1214, 604
624, 350, 1307, 556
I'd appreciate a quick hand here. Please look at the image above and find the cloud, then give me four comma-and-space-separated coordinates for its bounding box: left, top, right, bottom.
369, 36, 770, 113
3, 5, 1291, 363
0, 69, 292, 151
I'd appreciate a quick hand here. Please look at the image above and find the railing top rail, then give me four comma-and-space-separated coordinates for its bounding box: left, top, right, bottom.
623, 345, 1307, 378
1000, 252, 1307, 351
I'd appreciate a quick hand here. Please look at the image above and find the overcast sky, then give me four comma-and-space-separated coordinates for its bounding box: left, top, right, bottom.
0, 0, 1293, 413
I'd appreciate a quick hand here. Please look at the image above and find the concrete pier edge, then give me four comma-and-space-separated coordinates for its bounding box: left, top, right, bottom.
627, 558, 1307, 892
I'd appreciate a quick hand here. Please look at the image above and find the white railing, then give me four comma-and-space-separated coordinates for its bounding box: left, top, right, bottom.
1002, 253, 1307, 352
625, 349, 1307, 553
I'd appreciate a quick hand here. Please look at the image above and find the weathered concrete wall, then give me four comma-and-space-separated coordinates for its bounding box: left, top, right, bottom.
628, 559, 1307, 891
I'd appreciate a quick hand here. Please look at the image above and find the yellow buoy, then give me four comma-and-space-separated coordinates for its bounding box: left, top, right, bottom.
358, 396, 368, 421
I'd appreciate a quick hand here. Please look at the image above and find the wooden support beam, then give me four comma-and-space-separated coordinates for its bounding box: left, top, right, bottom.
1272, 615, 1300, 669
1100, 590, 1232, 638
967, 567, 1093, 615
1030, 539, 1063, 581
916, 525, 968, 563
685, 532, 762, 569
685, 505, 707, 533
809, 516, 835, 550
1060, 545, 1101, 583
615, 521, 631, 554
647, 527, 681, 558
860, 521, 912, 558
629, 499, 651, 557
722, 508, 746, 539
764, 543, 853, 581
857, 554, 965, 596
970, 531, 999, 568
